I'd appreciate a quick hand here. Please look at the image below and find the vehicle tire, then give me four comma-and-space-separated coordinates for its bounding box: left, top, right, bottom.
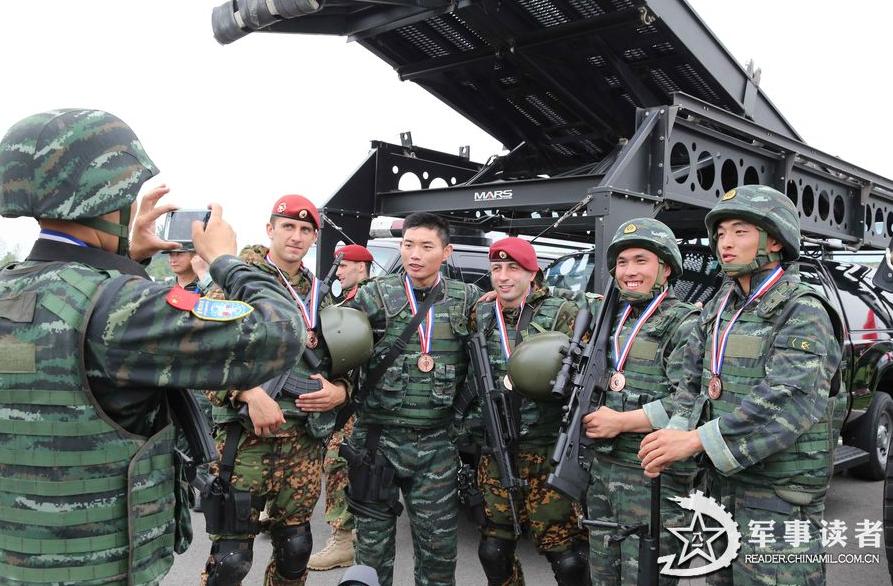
850, 392, 893, 480
885, 455, 893, 581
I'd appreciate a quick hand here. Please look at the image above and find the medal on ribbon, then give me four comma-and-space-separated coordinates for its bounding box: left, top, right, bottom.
708, 266, 785, 399
405, 275, 440, 372
266, 254, 320, 348
494, 291, 528, 391
609, 289, 669, 392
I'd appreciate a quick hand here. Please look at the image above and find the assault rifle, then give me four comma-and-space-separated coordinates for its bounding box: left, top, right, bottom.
169, 389, 218, 482
547, 280, 618, 503
238, 252, 344, 421
582, 475, 661, 586
468, 331, 526, 537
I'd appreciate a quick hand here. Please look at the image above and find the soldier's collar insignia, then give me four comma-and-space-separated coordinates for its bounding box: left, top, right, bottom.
192, 298, 254, 321
722, 189, 736, 201
277, 202, 287, 213
624, 223, 637, 234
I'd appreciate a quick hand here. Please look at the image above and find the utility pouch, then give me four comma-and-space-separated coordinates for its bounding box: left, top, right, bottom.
457, 459, 486, 527
201, 477, 262, 535
340, 425, 403, 518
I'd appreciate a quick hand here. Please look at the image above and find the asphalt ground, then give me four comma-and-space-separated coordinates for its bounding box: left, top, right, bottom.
164, 470, 890, 585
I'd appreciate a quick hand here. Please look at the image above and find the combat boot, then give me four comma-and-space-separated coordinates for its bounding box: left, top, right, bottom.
307, 528, 355, 571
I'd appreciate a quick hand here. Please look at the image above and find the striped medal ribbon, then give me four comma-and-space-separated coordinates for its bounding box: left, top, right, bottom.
609, 289, 669, 392
404, 274, 441, 372
265, 254, 321, 348
494, 289, 528, 390
708, 265, 785, 399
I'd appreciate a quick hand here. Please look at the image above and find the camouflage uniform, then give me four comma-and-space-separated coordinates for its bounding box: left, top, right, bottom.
321, 415, 355, 532
202, 244, 342, 586
0, 110, 306, 585
665, 187, 843, 585
587, 218, 700, 586
345, 273, 480, 586
468, 285, 588, 585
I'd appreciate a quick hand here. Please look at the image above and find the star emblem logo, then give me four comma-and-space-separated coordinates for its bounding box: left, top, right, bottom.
666, 509, 726, 565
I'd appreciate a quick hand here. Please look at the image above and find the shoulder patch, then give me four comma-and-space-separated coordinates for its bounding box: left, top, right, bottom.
192, 297, 254, 321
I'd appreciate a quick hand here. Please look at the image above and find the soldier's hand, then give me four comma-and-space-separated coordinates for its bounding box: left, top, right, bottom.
129, 184, 180, 262
477, 290, 497, 303
240, 387, 286, 436
638, 428, 702, 478
193, 203, 237, 265
583, 406, 624, 438
296, 375, 348, 412
190, 254, 211, 280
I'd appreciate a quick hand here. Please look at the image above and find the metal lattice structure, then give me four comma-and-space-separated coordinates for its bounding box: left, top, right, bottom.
213, 0, 893, 286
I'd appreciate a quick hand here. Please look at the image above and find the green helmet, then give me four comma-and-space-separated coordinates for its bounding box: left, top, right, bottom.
606, 218, 683, 302
704, 185, 800, 276
319, 305, 374, 376
506, 331, 569, 402
0, 109, 158, 254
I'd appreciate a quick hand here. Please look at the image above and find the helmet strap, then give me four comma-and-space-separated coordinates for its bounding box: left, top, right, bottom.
75, 204, 131, 256
617, 259, 668, 304
719, 228, 781, 277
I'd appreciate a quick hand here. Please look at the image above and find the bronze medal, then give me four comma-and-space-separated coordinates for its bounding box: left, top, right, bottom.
306, 330, 318, 349
503, 374, 513, 391
609, 372, 626, 392
708, 375, 723, 400
417, 353, 435, 373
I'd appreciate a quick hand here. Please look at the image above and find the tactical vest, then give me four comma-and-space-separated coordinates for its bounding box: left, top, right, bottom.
210, 262, 335, 438
361, 275, 471, 428
697, 277, 836, 495
475, 293, 573, 448
601, 297, 699, 475
0, 261, 177, 585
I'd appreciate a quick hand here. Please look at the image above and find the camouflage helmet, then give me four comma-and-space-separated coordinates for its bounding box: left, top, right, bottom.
606, 218, 684, 281
319, 305, 374, 377
705, 185, 800, 273
506, 331, 569, 402
0, 109, 158, 221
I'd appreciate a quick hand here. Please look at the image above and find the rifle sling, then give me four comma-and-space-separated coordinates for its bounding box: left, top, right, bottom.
218, 421, 242, 486
342, 280, 444, 434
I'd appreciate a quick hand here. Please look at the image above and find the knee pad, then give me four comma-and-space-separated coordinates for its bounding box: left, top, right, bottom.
271, 523, 313, 580
546, 543, 589, 586
478, 536, 516, 585
205, 539, 254, 586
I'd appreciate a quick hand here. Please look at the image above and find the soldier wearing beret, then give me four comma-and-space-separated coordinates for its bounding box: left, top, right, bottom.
639, 187, 843, 585
466, 237, 589, 585
308, 244, 374, 572
201, 195, 351, 586
0, 109, 307, 585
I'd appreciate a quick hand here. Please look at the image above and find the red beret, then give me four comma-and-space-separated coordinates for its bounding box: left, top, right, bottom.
271, 194, 320, 228
336, 244, 373, 263
489, 237, 539, 272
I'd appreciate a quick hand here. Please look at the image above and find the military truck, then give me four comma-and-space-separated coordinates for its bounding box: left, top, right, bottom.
208, 0, 893, 575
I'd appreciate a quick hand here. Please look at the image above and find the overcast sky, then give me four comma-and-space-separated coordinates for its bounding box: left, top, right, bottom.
2, 1, 890, 255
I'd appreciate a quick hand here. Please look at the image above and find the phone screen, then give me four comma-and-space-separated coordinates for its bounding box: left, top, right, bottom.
162, 210, 209, 243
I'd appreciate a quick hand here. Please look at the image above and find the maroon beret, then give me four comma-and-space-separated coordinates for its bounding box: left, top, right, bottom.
271, 194, 320, 228
489, 237, 538, 272
336, 244, 373, 262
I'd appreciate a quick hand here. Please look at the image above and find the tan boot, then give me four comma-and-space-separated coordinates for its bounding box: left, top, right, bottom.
307, 528, 355, 571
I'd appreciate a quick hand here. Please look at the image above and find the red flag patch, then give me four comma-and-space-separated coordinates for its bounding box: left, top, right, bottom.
166, 285, 200, 311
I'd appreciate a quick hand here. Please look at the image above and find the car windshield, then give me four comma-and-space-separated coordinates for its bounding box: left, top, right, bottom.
544, 252, 593, 293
